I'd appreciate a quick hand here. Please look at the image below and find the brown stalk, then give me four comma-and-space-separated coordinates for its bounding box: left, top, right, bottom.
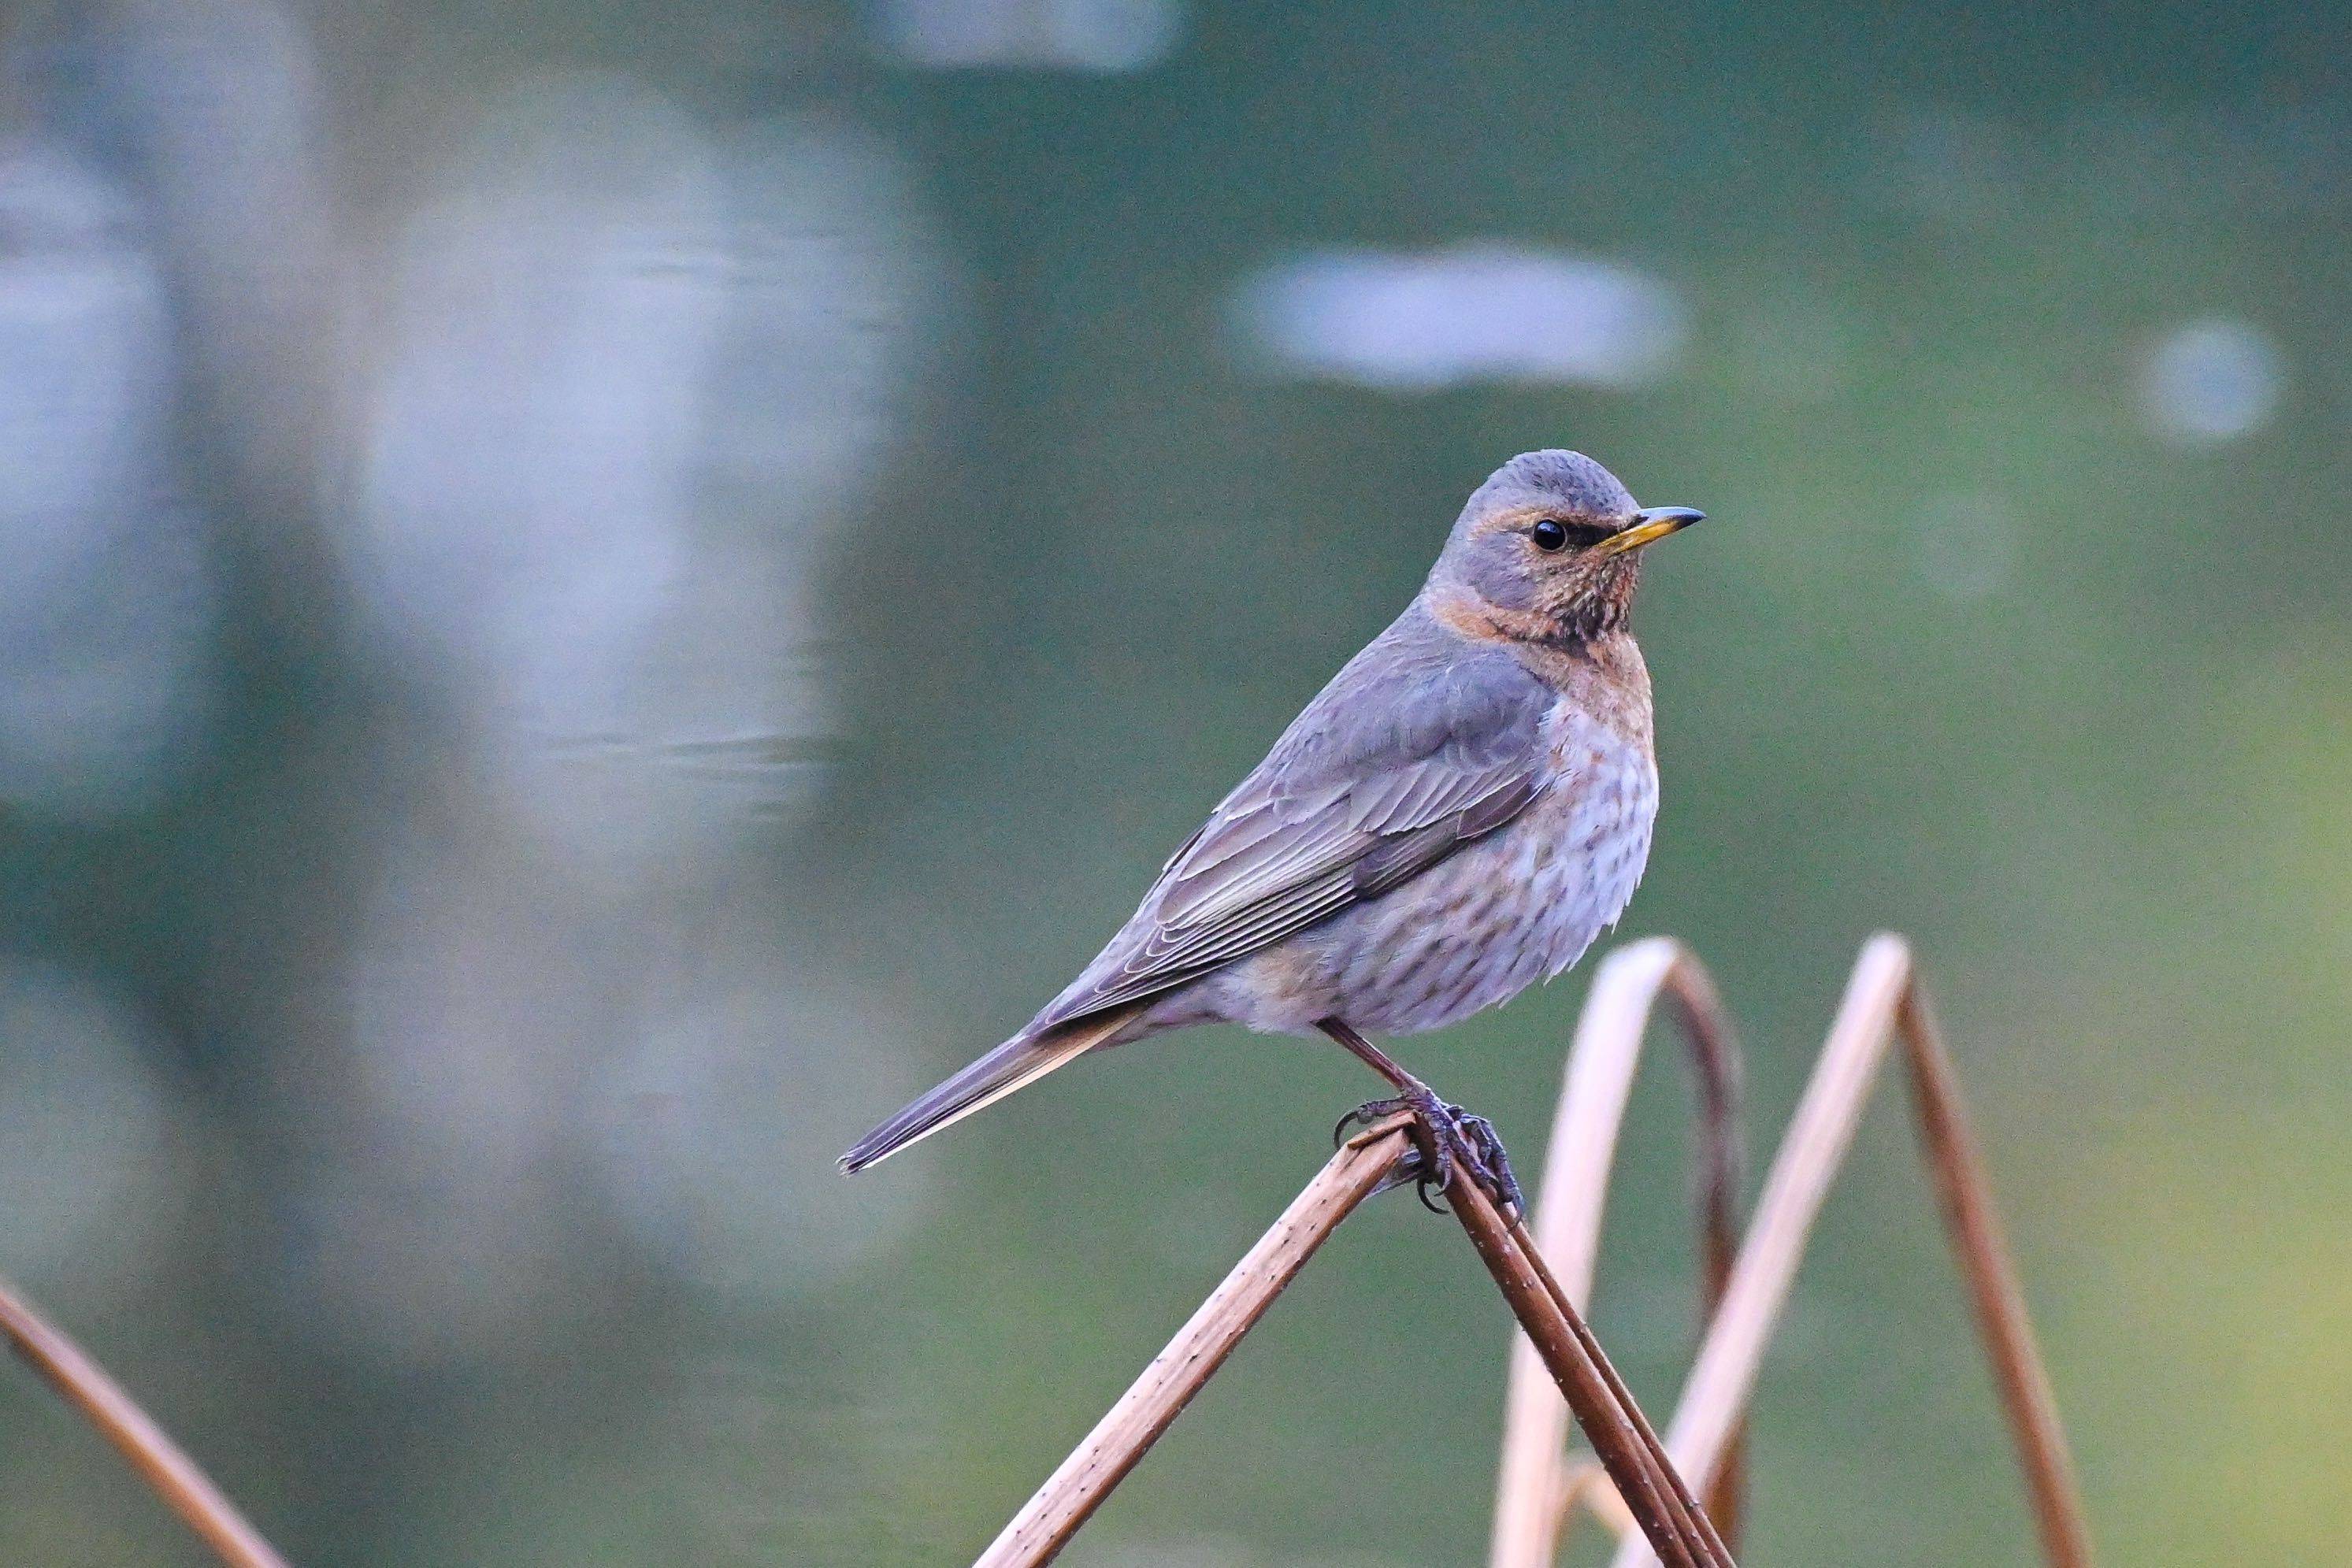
973, 1117, 1410, 1567
0, 1273, 293, 1568
1896, 976, 2094, 1568
978, 1114, 1735, 1568
1490, 937, 1745, 1568
1605, 934, 2094, 1568
1447, 1173, 1738, 1568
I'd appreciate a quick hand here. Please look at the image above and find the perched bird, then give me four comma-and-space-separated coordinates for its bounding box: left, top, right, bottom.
841, 450, 1701, 1208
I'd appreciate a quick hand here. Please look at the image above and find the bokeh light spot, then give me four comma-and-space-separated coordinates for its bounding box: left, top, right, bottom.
2139, 317, 2284, 447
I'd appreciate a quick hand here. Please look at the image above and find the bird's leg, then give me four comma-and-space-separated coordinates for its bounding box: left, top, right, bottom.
1319, 1019, 1523, 1217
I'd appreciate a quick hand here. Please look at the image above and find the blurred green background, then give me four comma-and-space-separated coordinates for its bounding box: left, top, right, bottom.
2, 2, 2346, 1563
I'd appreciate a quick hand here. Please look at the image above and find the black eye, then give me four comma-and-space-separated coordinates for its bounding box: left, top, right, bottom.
1530, 519, 1569, 551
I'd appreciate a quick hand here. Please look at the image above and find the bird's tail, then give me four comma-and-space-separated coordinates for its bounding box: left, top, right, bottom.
837, 1003, 1145, 1174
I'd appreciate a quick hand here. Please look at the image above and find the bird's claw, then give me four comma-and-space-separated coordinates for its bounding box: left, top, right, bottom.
1449, 1107, 1524, 1216
1333, 1102, 1386, 1146
1336, 1088, 1523, 1219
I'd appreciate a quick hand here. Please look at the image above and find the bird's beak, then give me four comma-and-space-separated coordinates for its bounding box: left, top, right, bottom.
1590, 506, 1705, 559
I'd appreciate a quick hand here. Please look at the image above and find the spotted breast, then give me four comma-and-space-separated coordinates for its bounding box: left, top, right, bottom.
1172, 706, 1649, 1038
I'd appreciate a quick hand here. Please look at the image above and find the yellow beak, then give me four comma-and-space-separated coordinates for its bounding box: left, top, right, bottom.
1589, 506, 1704, 559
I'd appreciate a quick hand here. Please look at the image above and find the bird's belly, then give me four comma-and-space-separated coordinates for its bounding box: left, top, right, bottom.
1178, 740, 1658, 1038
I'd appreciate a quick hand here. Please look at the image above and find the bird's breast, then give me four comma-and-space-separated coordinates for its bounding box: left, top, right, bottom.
1517, 702, 1659, 963
1291, 706, 1657, 1036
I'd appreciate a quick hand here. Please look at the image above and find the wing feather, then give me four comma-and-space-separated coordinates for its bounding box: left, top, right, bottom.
1033, 621, 1556, 1029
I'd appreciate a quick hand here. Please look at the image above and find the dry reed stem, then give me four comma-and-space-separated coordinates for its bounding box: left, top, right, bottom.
1605, 934, 2094, 1568
0, 1273, 292, 1568
1557, 1459, 1636, 1537
1895, 977, 2094, 1568
1490, 937, 1745, 1568
973, 1117, 1410, 1567
1448, 1175, 1737, 1568
1504, 1209, 1736, 1568
977, 1112, 1735, 1568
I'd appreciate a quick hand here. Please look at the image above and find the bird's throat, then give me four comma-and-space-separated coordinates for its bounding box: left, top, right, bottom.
1427, 574, 1633, 651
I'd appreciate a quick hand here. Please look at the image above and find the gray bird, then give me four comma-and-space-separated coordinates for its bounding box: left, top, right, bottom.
840, 450, 1701, 1207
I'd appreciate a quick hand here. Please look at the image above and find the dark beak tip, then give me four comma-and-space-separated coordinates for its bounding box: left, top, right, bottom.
1642, 506, 1705, 526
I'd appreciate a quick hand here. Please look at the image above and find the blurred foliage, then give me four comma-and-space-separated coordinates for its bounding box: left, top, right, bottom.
1, 2, 2348, 1565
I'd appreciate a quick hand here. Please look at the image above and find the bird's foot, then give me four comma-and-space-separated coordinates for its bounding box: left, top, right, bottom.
1335, 1087, 1523, 1218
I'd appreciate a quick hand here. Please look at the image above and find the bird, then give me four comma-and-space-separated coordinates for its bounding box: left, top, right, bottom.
840, 450, 1701, 1210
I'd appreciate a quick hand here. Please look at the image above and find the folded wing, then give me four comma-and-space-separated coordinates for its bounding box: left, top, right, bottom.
1035, 627, 1554, 1029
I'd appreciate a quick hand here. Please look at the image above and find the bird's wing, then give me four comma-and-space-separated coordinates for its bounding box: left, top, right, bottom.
1035, 629, 1553, 1028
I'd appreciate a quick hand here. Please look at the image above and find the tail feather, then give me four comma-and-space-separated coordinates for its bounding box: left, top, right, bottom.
837, 1004, 1144, 1174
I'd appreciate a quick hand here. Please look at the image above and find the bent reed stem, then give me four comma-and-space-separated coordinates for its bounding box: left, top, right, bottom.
977, 1112, 1734, 1568
1604, 935, 2093, 1568
0, 1274, 292, 1568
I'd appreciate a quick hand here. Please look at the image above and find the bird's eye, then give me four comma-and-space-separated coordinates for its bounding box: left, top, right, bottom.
1530, 519, 1569, 552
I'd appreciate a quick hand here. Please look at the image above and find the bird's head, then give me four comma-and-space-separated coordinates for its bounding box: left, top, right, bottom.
1424, 450, 1701, 645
